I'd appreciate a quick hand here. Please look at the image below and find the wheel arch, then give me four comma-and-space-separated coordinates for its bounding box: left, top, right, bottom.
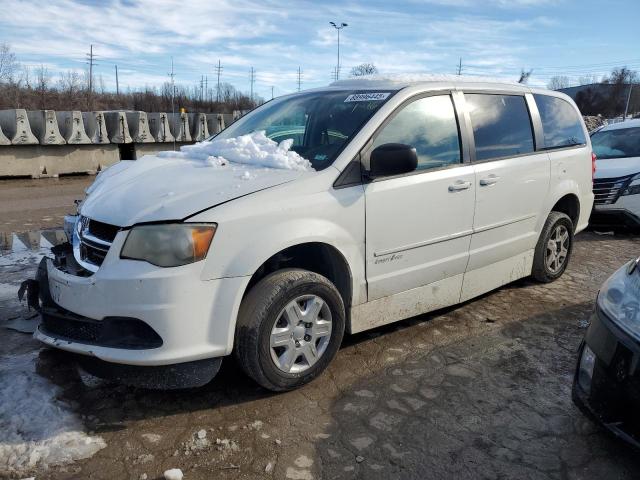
242, 242, 354, 316
550, 193, 580, 231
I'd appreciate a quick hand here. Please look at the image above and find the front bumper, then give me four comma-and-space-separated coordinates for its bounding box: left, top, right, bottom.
572, 309, 640, 448
591, 194, 640, 228
34, 236, 251, 368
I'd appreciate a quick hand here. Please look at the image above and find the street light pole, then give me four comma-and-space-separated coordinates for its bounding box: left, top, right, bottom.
329, 21, 348, 80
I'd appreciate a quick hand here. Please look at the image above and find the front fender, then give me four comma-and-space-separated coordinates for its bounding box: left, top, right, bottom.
192, 182, 367, 306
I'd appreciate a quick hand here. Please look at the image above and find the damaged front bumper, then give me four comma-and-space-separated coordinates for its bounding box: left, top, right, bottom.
572, 309, 640, 449
29, 234, 250, 389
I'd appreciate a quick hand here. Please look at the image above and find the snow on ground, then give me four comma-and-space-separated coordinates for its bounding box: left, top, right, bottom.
158, 130, 314, 171
0, 352, 106, 475
0, 248, 46, 268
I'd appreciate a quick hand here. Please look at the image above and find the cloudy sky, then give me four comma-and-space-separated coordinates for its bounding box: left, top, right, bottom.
1, 0, 639, 99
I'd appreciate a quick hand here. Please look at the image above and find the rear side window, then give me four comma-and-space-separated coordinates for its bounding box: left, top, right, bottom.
466, 94, 534, 161
534, 94, 586, 149
372, 95, 461, 171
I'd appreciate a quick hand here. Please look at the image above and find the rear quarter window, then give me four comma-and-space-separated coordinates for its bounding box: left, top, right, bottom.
465, 94, 534, 161
534, 94, 586, 149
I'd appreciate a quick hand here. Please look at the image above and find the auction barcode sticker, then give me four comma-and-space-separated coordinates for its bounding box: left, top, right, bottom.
344, 92, 390, 102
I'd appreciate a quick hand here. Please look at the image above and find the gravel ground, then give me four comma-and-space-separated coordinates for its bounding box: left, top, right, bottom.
1, 231, 639, 479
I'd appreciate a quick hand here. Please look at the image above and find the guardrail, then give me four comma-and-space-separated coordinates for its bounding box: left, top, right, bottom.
0, 109, 245, 178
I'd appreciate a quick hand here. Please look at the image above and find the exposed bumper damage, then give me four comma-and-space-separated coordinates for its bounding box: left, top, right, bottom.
26, 240, 244, 389
572, 309, 640, 449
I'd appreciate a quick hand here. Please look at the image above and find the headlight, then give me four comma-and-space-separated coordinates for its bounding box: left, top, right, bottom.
597, 257, 640, 341
621, 174, 640, 196
121, 223, 216, 267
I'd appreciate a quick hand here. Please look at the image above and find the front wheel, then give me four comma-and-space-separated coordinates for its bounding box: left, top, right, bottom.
235, 269, 345, 391
532, 211, 574, 283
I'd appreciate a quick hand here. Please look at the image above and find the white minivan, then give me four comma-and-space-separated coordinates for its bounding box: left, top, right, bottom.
32, 76, 595, 391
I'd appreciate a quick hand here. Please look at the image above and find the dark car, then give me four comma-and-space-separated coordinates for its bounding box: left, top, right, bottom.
573, 256, 640, 448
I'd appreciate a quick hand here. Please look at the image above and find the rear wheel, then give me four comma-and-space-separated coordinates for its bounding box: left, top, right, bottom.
235, 269, 345, 391
532, 211, 574, 283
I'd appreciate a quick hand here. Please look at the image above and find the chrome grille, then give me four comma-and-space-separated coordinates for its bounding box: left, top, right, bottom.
76, 216, 120, 270
593, 175, 633, 205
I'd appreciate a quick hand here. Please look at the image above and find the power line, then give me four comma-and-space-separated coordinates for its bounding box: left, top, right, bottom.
115, 64, 119, 96
249, 67, 255, 101
214, 60, 223, 103
85, 44, 97, 109
168, 57, 176, 152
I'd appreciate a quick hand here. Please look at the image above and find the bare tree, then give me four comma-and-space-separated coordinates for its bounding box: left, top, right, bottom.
0, 43, 18, 82
35, 65, 51, 109
547, 76, 571, 90
518, 69, 533, 84
350, 63, 378, 77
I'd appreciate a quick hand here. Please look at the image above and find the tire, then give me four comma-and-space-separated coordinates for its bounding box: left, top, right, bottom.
532, 211, 574, 283
235, 269, 345, 391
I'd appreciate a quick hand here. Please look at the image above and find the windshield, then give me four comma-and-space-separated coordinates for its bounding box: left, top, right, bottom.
591, 127, 640, 159
212, 90, 396, 170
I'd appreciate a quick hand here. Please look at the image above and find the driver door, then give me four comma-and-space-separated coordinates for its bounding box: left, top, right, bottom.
364, 93, 475, 303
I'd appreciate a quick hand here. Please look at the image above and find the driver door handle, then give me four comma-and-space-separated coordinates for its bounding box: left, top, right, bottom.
479, 175, 500, 186
448, 180, 472, 192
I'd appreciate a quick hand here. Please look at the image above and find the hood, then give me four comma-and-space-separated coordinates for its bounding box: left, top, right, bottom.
80, 155, 305, 226
595, 156, 640, 179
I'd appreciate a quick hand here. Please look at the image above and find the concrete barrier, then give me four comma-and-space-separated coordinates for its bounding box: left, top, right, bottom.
27, 110, 66, 145
0, 109, 39, 145
82, 111, 110, 144
148, 113, 174, 142
0, 144, 119, 178
0, 123, 9, 145
169, 112, 191, 142
189, 113, 209, 142
206, 113, 225, 136
222, 113, 234, 128
126, 111, 154, 143
104, 111, 132, 143
56, 111, 91, 144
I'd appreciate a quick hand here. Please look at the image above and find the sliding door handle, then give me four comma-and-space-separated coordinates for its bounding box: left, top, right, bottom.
479, 175, 500, 186
448, 180, 472, 192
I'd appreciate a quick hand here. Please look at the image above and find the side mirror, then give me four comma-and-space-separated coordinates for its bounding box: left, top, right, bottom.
368, 143, 418, 178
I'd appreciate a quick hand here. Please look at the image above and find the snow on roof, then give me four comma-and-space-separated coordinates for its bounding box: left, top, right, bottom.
157, 130, 314, 171
330, 73, 526, 90
599, 118, 640, 131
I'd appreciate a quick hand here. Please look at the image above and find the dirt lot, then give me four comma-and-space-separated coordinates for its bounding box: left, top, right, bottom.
1, 200, 639, 478
0, 176, 91, 235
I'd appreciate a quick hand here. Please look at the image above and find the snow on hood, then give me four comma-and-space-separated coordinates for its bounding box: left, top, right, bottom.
157, 130, 314, 171
0, 352, 106, 475
80, 131, 313, 227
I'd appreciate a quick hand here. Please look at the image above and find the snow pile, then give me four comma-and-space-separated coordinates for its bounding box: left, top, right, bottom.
164, 468, 184, 480
157, 130, 314, 171
0, 353, 106, 475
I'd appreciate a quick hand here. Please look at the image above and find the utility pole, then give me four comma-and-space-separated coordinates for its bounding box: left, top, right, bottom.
329, 22, 348, 80
115, 64, 119, 95
215, 59, 222, 103
249, 67, 255, 102
205, 76, 208, 103
297, 66, 303, 92
200, 75, 204, 103
457, 57, 463, 76
85, 44, 96, 109
168, 57, 176, 151
271, 86, 274, 99
624, 84, 633, 120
